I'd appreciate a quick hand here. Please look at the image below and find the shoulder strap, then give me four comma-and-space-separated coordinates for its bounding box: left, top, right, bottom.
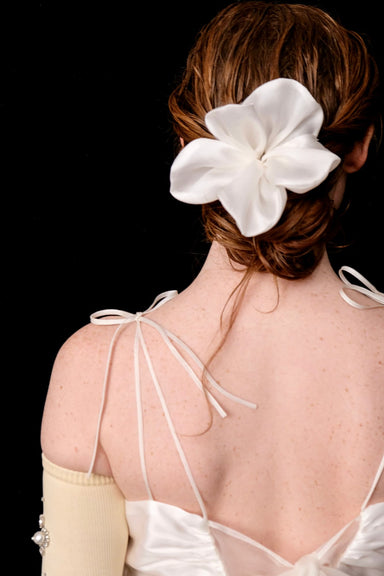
87, 292, 257, 518
87, 321, 125, 478
361, 452, 384, 511
337, 267, 384, 510
135, 320, 209, 516
87, 291, 178, 477
339, 266, 384, 309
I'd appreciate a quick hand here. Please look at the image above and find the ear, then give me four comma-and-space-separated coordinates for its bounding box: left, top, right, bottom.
343, 125, 375, 174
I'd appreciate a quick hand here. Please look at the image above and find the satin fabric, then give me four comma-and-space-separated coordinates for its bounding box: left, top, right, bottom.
125, 500, 384, 576
170, 78, 340, 237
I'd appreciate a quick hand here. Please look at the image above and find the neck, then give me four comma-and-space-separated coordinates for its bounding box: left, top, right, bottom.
200, 241, 337, 282
180, 241, 343, 319
190, 241, 341, 308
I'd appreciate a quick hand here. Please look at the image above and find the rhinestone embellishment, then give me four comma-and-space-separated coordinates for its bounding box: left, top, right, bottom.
32, 515, 50, 555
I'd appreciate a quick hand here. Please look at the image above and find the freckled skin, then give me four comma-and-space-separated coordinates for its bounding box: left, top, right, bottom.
41, 245, 384, 563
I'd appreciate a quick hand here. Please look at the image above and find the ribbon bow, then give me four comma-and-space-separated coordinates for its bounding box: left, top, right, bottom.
282, 555, 348, 576
90, 291, 178, 326
170, 78, 340, 237
88, 292, 257, 476
90, 291, 256, 415
339, 266, 384, 309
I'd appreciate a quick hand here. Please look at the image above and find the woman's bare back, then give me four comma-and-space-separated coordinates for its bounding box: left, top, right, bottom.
41, 246, 384, 563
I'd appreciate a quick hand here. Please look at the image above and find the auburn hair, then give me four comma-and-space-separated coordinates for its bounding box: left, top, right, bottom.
168, 1, 380, 280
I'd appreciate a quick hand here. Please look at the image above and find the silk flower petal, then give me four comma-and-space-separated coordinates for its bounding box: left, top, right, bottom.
205, 78, 323, 154
206, 102, 267, 156
243, 78, 325, 150
265, 135, 341, 193
218, 162, 287, 237
169, 78, 342, 237
170, 138, 249, 204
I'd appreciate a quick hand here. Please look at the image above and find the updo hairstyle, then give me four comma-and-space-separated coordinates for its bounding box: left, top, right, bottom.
168, 1, 380, 280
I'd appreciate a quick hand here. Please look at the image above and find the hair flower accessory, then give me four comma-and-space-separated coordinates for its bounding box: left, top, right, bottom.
170, 78, 341, 237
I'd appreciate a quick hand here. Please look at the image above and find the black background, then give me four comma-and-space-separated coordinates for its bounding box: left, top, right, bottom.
3, 1, 383, 572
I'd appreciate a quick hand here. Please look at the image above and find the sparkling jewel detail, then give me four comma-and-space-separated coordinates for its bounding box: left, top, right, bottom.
32, 514, 50, 555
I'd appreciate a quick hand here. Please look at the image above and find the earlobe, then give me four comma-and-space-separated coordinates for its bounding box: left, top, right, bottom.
343, 125, 375, 173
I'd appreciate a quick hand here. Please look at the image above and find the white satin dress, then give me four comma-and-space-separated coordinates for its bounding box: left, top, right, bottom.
89, 267, 384, 576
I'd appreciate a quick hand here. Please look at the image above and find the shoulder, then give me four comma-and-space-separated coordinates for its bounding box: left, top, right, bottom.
41, 321, 121, 475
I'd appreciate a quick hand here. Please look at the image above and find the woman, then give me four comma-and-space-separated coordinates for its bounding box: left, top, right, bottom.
35, 2, 384, 574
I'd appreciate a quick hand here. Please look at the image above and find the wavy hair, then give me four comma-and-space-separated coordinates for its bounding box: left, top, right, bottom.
169, 1, 380, 280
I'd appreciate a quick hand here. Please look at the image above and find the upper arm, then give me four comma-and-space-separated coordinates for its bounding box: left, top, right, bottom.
41, 323, 114, 475
41, 455, 129, 576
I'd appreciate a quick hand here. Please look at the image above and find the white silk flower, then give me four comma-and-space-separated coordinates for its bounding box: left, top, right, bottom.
170, 78, 341, 237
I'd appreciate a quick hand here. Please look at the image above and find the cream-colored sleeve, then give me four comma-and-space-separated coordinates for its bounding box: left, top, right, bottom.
38, 454, 129, 576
